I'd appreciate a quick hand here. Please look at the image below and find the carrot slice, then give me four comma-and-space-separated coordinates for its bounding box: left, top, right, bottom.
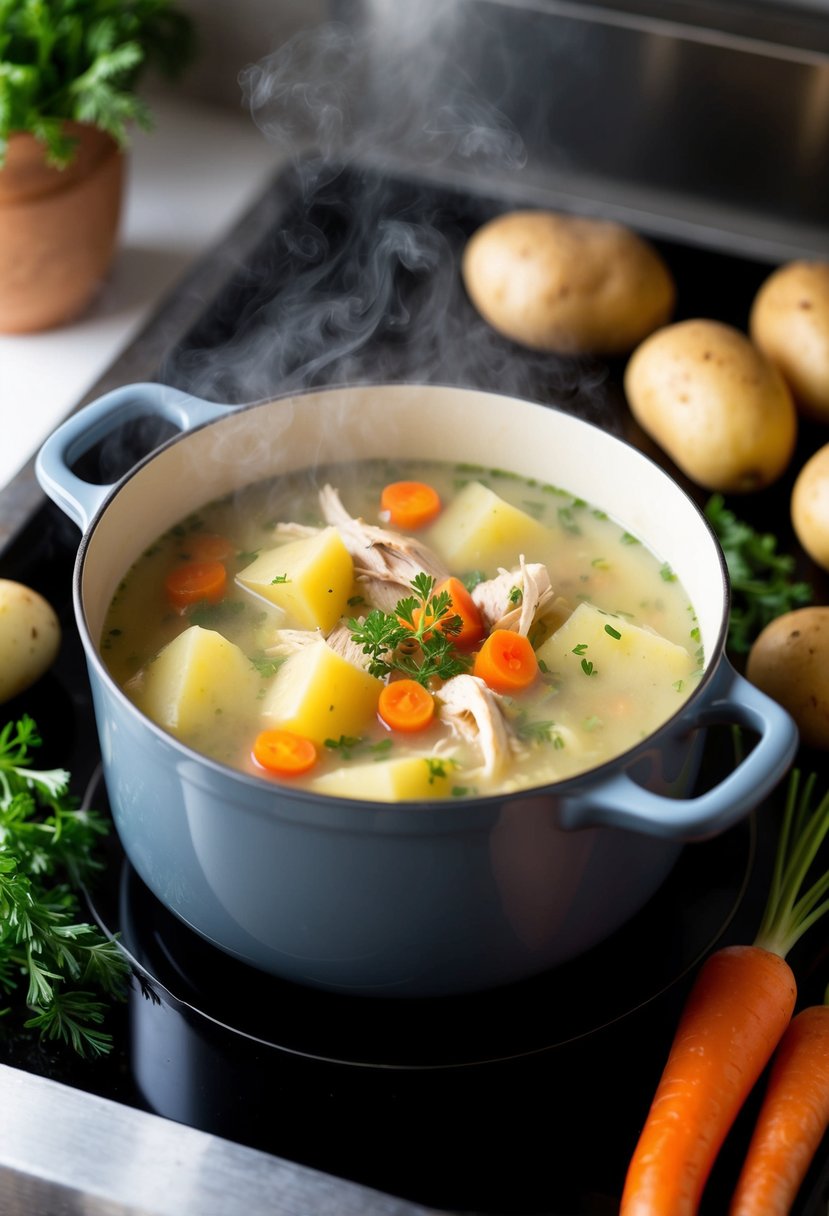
435, 577, 485, 648
184, 533, 236, 562
164, 560, 227, 608
252, 729, 318, 776
729, 1002, 829, 1216
378, 678, 435, 733
621, 946, 797, 1216
473, 629, 538, 693
380, 481, 441, 530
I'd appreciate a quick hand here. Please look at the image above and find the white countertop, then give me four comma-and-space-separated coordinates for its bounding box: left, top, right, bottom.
0, 95, 278, 492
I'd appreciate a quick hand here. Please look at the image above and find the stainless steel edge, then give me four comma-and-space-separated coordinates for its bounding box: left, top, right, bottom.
0, 1063, 446, 1216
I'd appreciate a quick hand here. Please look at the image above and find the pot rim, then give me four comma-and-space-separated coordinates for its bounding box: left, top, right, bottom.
71, 380, 732, 817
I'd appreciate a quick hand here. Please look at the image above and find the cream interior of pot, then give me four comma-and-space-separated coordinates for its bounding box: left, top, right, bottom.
80, 385, 727, 668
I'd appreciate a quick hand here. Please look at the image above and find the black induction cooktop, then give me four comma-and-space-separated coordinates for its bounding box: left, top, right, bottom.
1, 157, 828, 1215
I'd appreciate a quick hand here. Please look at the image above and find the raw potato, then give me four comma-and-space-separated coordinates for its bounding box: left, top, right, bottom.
750, 261, 829, 423
791, 442, 829, 570
746, 607, 829, 749
0, 579, 61, 703
461, 210, 675, 355
624, 319, 797, 493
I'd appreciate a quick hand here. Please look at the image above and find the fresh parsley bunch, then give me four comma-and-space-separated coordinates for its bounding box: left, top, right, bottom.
0, 716, 129, 1056
705, 494, 814, 654
0, 0, 195, 166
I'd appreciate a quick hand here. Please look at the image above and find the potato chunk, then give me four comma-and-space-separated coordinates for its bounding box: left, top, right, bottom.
129, 626, 261, 737
426, 481, 553, 573
237, 527, 354, 633
535, 602, 696, 752
261, 638, 382, 745
312, 755, 453, 801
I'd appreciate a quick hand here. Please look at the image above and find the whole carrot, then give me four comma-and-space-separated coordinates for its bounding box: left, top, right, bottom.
620, 770, 829, 1216
729, 993, 829, 1215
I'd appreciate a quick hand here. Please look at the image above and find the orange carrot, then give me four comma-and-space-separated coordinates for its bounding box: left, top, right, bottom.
621, 947, 796, 1216
252, 729, 317, 776
473, 629, 538, 693
729, 997, 829, 1216
378, 678, 435, 733
434, 577, 484, 649
621, 770, 829, 1216
380, 481, 441, 531
184, 532, 236, 562
164, 560, 227, 608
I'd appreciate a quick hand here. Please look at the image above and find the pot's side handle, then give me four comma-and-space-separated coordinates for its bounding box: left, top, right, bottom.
35, 383, 230, 532
561, 660, 798, 841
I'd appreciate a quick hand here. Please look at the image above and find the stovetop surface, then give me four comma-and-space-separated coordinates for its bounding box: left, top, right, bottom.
1, 158, 828, 1215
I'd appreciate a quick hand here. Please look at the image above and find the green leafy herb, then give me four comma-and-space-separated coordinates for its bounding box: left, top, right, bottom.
0, 0, 196, 167
270, 574, 290, 585
705, 494, 813, 654
187, 599, 246, 629
572, 643, 588, 656
0, 717, 129, 1056
660, 562, 677, 583
249, 652, 282, 679
348, 574, 471, 686
580, 658, 597, 676
604, 623, 622, 640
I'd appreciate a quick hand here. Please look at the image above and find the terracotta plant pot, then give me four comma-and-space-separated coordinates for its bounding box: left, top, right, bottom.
0, 121, 124, 334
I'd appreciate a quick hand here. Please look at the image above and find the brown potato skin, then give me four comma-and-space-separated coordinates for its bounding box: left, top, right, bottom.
461, 210, 675, 355
624, 319, 797, 493
0, 579, 61, 703
750, 261, 829, 423
746, 607, 829, 749
792, 442, 829, 571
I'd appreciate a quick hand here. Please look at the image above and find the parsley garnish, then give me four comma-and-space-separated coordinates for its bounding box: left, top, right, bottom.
348, 574, 471, 686
0, 717, 129, 1056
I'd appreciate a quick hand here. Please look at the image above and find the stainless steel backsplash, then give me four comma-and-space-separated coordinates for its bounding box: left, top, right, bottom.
182, 0, 829, 260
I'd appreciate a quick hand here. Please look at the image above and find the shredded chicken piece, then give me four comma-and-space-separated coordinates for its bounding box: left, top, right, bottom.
472, 556, 567, 636
271, 521, 320, 541
435, 674, 519, 780
265, 629, 321, 658
324, 620, 375, 674
319, 485, 448, 609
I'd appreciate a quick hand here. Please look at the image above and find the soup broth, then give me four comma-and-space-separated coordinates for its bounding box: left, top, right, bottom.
101, 459, 702, 800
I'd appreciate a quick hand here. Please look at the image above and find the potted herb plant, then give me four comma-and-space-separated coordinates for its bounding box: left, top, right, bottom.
0, 0, 195, 334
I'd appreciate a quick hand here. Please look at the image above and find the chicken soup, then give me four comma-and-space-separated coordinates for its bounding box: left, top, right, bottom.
101, 459, 702, 800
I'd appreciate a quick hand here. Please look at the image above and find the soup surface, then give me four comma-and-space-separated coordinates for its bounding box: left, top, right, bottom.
101, 458, 702, 800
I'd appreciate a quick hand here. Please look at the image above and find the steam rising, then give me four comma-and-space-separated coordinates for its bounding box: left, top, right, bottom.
161, 5, 613, 426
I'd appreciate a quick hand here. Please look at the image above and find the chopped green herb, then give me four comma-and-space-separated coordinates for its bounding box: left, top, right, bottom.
572, 643, 588, 655
186, 599, 246, 628
508, 586, 523, 606
249, 653, 283, 678
660, 563, 677, 582
620, 532, 640, 546
673, 679, 685, 692
583, 715, 603, 731
704, 494, 813, 654
270, 574, 290, 585
580, 658, 597, 676
461, 570, 487, 592
604, 624, 622, 640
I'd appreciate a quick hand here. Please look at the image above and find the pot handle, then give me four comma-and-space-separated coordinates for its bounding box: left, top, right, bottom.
560, 659, 798, 841
35, 383, 231, 532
